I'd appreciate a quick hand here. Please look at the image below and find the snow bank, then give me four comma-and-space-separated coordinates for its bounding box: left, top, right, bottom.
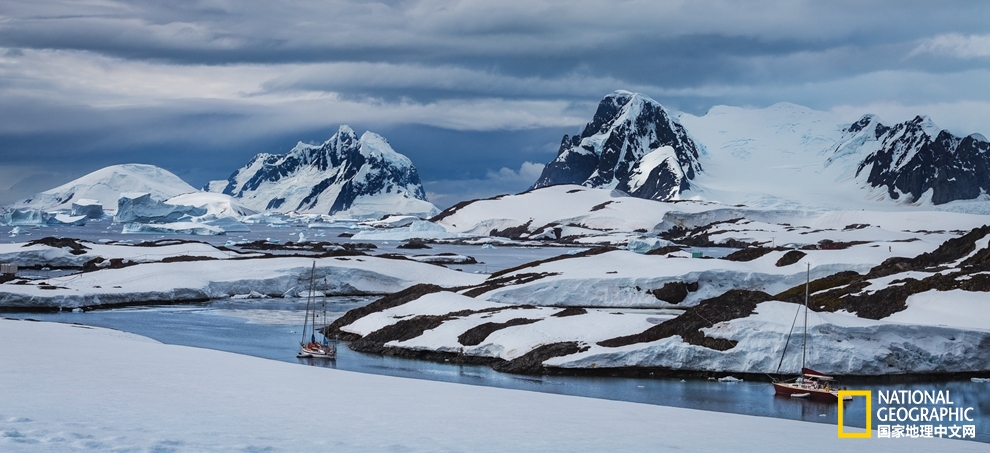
122, 221, 226, 235
0, 240, 256, 268
7, 319, 972, 452
0, 256, 486, 309
478, 249, 883, 308
547, 300, 990, 375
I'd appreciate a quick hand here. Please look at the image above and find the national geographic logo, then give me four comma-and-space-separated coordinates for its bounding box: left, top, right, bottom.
838, 390, 978, 439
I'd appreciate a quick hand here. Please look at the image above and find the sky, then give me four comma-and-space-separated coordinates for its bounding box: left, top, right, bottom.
0, 1, 988, 208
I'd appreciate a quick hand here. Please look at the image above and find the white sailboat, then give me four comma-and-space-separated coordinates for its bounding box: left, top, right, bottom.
297, 262, 337, 359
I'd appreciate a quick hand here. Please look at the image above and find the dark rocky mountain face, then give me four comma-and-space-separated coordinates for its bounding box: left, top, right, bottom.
852, 116, 990, 205
216, 126, 431, 215
532, 91, 702, 201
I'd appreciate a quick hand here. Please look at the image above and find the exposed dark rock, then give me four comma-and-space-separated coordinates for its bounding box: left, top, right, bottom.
552, 307, 588, 317
324, 284, 444, 340
598, 290, 775, 351
843, 223, 870, 231
349, 315, 448, 354
492, 342, 589, 374
723, 247, 774, 262
650, 281, 694, 304
458, 318, 541, 346
347, 304, 535, 354
775, 250, 807, 267
397, 240, 431, 249
590, 201, 613, 211
160, 255, 219, 263
25, 237, 90, 255
82, 257, 136, 272
644, 246, 684, 256
490, 220, 533, 240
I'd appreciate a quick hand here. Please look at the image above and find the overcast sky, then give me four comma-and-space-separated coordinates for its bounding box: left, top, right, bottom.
1, 1, 988, 207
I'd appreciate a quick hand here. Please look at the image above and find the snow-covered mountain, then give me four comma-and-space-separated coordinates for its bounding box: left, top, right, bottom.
678, 103, 990, 210
529, 91, 989, 210
532, 91, 702, 200
832, 115, 990, 205
9, 164, 197, 213
210, 125, 438, 219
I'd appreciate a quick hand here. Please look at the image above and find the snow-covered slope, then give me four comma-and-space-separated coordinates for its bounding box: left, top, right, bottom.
212, 125, 438, 219
328, 225, 990, 376
532, 91, 702, 200
9, 164, 197, 213
432, 185, 716, 243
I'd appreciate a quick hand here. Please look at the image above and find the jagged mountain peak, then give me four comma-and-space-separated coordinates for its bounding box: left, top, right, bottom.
214, 126, 437, 218
830, 114, 990, 205
533, 91, 702, 201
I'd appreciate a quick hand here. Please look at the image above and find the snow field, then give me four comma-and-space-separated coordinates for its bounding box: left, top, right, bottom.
6, 318, 980, 452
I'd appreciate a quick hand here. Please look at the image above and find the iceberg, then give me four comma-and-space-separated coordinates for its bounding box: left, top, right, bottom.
4, 208, 48, 226
115, 193, 206, 224
71, 199, 105, 219
626, 237, 674, 254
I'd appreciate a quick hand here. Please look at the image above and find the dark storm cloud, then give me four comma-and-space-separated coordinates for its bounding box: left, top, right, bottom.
1, 0, 988, 205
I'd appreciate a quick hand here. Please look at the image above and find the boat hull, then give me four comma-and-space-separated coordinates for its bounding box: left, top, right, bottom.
298, 343, 336, 359
772, 382, 841, 403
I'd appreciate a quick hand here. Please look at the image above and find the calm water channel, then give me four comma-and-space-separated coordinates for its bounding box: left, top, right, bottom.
7, 298, 989, 444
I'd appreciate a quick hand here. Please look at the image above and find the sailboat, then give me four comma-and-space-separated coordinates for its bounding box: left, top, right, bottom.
297, 262, 337, 359
772, 263, 849, 403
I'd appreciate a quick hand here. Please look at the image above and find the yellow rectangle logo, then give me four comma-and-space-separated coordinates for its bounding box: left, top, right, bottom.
838, 390, 872, 438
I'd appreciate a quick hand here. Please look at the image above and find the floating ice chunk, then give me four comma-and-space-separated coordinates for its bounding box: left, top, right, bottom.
973, 377, 990, 383
231, 291, 268, 299
718, 376, 743, 383
626, 237, 674, 254
481, 244, 496, 249
10, 226, 26, 235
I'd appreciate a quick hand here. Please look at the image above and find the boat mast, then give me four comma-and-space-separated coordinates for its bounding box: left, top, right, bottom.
308, 262, 316, 343
802, 262, 809, 371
